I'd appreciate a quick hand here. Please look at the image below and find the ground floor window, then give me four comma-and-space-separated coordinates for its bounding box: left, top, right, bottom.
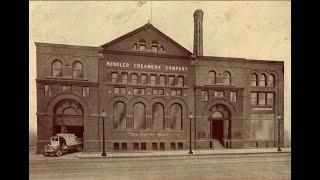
114, 143, 119, 150
133, 143, 139, 150
121, 143, 127, 150
152, 143, 157, 150
141, 143, 146, 150
160, 142, 165, 150
250, 114, 274, 140
171, 143, 176, 150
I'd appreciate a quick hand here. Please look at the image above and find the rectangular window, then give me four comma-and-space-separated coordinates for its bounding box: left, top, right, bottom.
178, 142, 183, 150
114, 87, 120, 94
177, 76, 184, 87
267, 93, 274, 106
230, 91, 237, 102
250, 114, 275, 140
114, 143, 119, 150
133, 143, 139, 150
121, 143, 127, 150
258, 93, 266, 106
150, 74, 157, 86
82, 87, 90, 98
131, 74, 138, 85
151, 45, 158, 52
120, 87, 126, 94
171, 90, 176, 96
111, 72, 118, 83
133, 88, 145, 95
169, 76, 175, 86
202, 91, 209, 101
141, 74, 147, 85
160, 142, 165, 151
159, 75, 166, 86
44, 85, 52, 96
62, 85, 71, 91
250, 92, 258, 105
158, 89, 164, 95
152, 143, 158, 150
152, 89, 157, 95
141, 143, 147, 150
139, 44, 146, 51
121, 73, 128, 84
176, 90, 182, 96
214, 91, 224, 97
171, 143, 176, 150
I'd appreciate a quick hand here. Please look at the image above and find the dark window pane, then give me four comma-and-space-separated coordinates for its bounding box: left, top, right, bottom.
152, 143, 157, 150
133, 143, 139, 150
171, 104, 182, 130
114, 143, 119, 150
152, 103, 164, 130
141, 143, 146, 150
134, 103, 146, 129
160, 142, 165, 150
122, 143, 127, 150
114, 102, 126, 129
171, 143, 176, 150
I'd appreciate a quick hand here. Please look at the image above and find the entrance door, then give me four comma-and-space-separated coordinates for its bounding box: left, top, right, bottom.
212, 120, 224, 144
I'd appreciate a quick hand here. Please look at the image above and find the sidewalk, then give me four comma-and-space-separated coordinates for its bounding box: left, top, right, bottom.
76, 148, 291, 159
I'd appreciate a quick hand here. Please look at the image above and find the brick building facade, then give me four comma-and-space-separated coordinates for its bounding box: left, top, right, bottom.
35, 9, 284, 153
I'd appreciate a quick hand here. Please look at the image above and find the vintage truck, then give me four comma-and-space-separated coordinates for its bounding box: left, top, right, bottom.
43, 133, 83, 157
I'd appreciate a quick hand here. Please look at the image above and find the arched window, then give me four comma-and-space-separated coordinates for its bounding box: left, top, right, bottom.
152, 103, 164, 130
211, 111, 223, 118
259, 74, 266, 87
139, 39, 146, 51
72, 61, 83, 78
268, 74, 275, 87
208, 71, 216, 85
223, 71, 231, 85
133, 103, 146, 129
251, 73, 258, 86
159, 45, 165, 52
52, 60, 63, 77
170, 104, 182, 130
113, 102, 126, 129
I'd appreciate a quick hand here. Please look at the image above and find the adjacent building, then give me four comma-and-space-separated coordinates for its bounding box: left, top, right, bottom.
35, 9, 284, 153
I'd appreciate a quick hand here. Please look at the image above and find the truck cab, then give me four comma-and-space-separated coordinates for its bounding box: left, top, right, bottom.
43, 133, 83, 157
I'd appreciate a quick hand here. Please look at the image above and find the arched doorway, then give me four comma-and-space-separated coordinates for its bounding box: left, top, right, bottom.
208, 104, 231, 148
53, 99, 84, 138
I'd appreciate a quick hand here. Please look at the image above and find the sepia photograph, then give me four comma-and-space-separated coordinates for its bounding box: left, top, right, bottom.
29, 1, 291, 179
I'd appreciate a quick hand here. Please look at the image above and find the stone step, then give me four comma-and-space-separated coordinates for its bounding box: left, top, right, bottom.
213, 139, 225, 150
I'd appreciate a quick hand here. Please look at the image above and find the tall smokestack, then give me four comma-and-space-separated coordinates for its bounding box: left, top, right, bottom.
193, 9, 203, 57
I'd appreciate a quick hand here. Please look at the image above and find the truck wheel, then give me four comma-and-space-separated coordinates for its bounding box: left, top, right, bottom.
76, 146, 83, 152
43, 152, 49, 157
56, 150, 63, 157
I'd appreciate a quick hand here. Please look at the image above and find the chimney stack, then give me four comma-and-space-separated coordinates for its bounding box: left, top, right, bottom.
193, 9, 203, 57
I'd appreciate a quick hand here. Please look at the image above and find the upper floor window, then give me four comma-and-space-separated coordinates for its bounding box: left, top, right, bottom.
230, 91, 237, 102
52, 60, 63, 77
177, 76, 184, 87
72, 61, 83, 78
82, 87, 90, 98
259, 74, 266, 87
44, 85, 52, 96
139, 39, 146, 51
131, 73, 138, 85
150, 74, 157, 86
267, 93, 274, 106
208, 71, 216, 85
133, 88, 145, 95
170, 104, 182, 130
214, 91, 224, 97
141, 74, 147, 85
223, 71, 231, 85
169, 76, 175, 86
159, 45, 165, 52
111, 72, 118, 83
132, 43, 138, 50
62, 85, 71, 91
121, 72, 128, 84
250, 92, 258, 105
159, 75, 166, 86
258, 93, 266, 106
201, 90, 208, 101
151, 40, 158, 52
251, 73, 258, 87
268, 74, 275, 87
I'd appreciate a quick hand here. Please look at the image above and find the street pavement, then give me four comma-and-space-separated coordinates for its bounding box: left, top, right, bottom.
29, 149, 291, 180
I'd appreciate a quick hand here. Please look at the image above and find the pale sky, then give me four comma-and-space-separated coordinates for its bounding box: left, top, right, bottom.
29, 1, 291, 138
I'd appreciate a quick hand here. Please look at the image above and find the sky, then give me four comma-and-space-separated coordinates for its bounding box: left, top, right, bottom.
29, 1, 291, 138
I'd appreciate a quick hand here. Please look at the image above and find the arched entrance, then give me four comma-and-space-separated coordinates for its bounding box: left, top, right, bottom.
208, 104, 231, 148
53, 99, 84, 138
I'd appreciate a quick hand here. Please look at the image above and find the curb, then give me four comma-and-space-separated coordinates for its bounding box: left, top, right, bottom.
76, 151, 291, 159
